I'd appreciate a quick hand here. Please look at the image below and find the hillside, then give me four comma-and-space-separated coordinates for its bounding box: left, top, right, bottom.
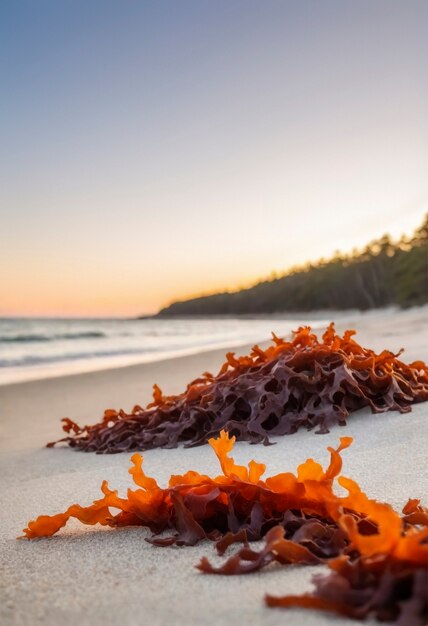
156, 215, 428, 317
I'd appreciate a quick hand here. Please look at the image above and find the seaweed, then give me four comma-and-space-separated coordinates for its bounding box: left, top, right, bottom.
265, 555, 428, 625
23, 432, 428, 624
48, 324, 428, 453
264, 497, 428, 624
25, 431, 354, 543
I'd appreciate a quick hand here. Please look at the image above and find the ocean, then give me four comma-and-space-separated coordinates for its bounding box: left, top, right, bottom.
0, 317, 326, 385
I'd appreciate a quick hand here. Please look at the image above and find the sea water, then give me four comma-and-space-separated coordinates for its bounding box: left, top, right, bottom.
0, 317, 327, 385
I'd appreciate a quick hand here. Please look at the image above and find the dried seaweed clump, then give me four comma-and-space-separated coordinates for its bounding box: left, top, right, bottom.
49, 324, 428, 453
24, 432, 428, 624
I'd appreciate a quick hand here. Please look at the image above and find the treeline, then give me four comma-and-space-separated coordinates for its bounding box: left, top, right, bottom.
157, 214, 428, 316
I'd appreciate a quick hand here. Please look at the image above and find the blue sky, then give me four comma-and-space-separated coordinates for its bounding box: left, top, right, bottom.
1, 1, 427, 315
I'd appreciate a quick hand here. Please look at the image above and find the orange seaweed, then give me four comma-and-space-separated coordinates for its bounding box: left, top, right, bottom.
24, 431, 353, 541
23, 432, 428, 623
48, 324, 428, 453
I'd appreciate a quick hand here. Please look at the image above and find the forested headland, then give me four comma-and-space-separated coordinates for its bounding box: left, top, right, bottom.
156, 214, 428, 317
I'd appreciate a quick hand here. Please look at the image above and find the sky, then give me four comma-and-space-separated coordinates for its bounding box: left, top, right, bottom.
1, 0, 427, 317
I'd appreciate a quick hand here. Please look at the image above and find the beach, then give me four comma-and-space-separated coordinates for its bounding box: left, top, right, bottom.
1, 307, 427, 626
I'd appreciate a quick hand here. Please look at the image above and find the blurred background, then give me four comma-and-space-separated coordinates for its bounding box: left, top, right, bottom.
1, 0, 427, 383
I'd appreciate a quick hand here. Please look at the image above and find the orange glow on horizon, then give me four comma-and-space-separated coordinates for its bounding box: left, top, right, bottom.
2, 3, 427, 319
2, 208, 425, 319
2, 261, 272, 317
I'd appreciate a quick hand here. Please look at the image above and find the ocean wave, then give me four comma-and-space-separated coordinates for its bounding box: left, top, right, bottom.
0, 346, 159, 368
0, 331, 106, 343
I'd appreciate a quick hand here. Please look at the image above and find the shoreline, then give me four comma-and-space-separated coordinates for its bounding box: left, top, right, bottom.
0, 336, 279, 387
0, 313, 343, 387
2, 305, 423, 387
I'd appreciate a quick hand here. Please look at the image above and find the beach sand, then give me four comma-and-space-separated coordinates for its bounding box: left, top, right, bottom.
1, 308, 427, 626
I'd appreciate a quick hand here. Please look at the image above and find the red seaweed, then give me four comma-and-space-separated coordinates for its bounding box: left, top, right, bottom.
25, 431, 355, 544
48, 324, 428, 453
265, 555, 428, 625
23, 432, 428, 624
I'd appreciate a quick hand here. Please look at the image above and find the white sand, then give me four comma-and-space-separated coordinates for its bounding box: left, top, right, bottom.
1, 308, 427, 626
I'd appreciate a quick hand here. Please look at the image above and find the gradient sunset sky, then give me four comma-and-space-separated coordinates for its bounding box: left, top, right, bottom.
1, 1, 427, 317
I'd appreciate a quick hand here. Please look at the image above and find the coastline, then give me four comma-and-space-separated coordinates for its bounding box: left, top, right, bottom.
2, 306, 424, 387
1, 306, 428, 626
0, 315, 335, 387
